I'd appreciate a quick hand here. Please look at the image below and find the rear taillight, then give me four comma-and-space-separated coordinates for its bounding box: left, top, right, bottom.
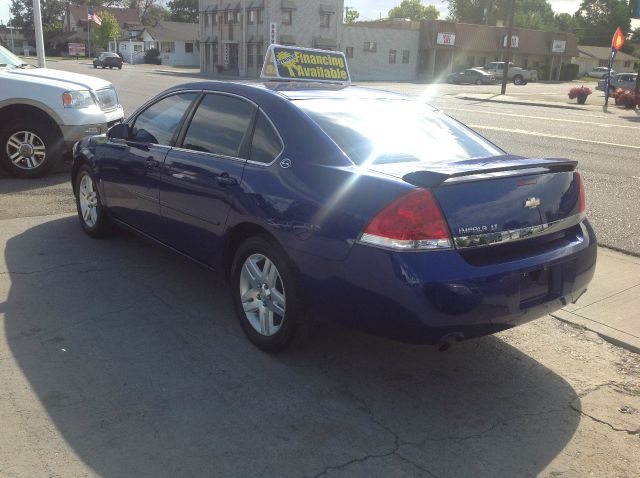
359, 189, 452, 250
576, 171, 586, 215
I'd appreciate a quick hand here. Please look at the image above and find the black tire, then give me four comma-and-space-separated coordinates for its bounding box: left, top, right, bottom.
0, 117, 63, 178
102, 65, 106, 69
74, 165, 117, 238
513, 75, 524, 85
231, 234, 306, 352
118, 65, 122, 70
475, 79, 483, 85
93, 64, 97, 68
109, 65, 113, 69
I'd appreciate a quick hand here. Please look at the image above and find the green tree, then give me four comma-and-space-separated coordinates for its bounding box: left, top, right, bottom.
345, 7, 360, 24
445, 0, 556, 29
167, 0, 198, 23
554, 12, 578, 33
9, 0, 65, 38
388, 0, 440, 21
91, 11, 121, 50
142, 4, 169, 25
575, 0, 631, 46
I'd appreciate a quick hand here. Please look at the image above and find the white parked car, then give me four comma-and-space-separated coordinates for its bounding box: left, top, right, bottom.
587, 67, 616, 79
0, 45, 124, 177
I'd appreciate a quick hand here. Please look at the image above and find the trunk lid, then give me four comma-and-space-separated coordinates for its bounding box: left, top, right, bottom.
369, 155, 582, 249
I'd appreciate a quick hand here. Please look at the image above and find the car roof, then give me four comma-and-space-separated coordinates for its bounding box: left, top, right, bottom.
164, 80, 411, 102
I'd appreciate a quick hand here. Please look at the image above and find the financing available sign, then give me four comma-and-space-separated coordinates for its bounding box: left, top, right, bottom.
261, 44, 350, 84
436, 32, 456, 46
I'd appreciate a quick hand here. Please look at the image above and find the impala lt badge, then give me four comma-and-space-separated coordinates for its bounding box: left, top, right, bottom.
524, 197, 541, 209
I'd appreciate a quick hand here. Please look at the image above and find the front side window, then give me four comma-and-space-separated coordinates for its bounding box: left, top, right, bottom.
295, 98, 503, 166
185, 42, 194, 53
182, 94, 255, 157
250, 111, 283, 164
132, 93, 197, 146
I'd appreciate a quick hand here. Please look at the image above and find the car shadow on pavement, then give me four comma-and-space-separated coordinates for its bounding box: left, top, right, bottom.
2, 216, 581, 477
0, 165, 71, 192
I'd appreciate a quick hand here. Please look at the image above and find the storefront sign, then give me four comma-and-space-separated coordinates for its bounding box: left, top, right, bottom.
68, 42, 85, 56
270, 22, 277, 45
436, 32, 456, 46
261, 44, 350, 84
502, 34, 519, 48
552, 40, 566, 53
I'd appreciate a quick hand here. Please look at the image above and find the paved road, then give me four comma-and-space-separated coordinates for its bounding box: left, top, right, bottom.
1, 63, 639, 477
3, 62, 639, 255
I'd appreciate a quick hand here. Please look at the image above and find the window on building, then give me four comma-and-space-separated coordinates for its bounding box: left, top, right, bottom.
134, 44, 142, 52
364, 41, 376, 52
213, 44, 218, 65
161, 42, 175, 53
248, 10, 255, 24
185, 43, 194, 53
121, 43, 127, 50
624, 60, 631, 67
233, 11, 240, 23
320, 13, 331, 28
598, 60, 608, 67
402, 50, 410, 64
389, 49, 397, 64
212, 13, 217, 25
248, 44, 254, 67
283, 10, 292, 25
346, 47, 354, 58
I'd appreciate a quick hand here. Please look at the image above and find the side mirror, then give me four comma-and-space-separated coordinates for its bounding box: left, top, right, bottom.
107, 123, 130, 140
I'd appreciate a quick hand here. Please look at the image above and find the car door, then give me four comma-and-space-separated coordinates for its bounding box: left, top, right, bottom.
100, 92, 198, 237
157, 92, 256, 265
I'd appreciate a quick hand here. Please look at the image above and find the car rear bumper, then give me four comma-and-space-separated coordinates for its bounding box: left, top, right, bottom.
292, 219, 597, 344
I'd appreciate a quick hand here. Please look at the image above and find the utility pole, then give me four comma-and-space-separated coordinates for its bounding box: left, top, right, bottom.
32, 0, 46, 67
500, 0, 515, 95
241, 0, 246, 76
7, 25, 15, 53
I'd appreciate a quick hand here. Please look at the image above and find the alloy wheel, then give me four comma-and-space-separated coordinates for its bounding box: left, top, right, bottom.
78, 173, 99, 228
6, 130, 46, 170
239, 253, 286, 337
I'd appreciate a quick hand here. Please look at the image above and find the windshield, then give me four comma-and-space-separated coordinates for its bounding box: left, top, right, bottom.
295, 97, 503, 166
0, 45, 28, 68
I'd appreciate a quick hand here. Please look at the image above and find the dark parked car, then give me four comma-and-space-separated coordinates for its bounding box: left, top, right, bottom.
93, 52, 123, 69
72, 79, 596, 352
446, 68, 496, 85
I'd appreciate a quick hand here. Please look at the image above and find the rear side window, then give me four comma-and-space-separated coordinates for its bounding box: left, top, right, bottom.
250, 111, 283, 164
182, 93, 255, 157
132, 93, 196, 146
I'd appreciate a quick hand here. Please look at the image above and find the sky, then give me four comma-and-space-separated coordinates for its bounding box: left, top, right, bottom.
0, 0, 584, 26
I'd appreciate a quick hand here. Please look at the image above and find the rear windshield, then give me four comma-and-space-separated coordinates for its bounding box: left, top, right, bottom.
294, 98, 503, 165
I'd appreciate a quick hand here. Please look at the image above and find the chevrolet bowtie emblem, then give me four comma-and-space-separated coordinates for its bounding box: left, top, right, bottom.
524, 197, 541, 209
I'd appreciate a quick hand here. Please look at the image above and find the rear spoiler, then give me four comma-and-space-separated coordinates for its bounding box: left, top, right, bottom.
402, 157, 578, 188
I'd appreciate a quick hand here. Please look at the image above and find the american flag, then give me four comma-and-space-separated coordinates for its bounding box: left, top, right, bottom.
87, 7, 102, 26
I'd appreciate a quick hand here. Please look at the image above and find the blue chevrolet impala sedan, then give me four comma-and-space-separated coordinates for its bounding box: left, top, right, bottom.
72, 49, 596, 352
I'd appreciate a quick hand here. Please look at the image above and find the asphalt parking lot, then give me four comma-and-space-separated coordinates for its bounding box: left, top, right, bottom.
1, 63, 639, 477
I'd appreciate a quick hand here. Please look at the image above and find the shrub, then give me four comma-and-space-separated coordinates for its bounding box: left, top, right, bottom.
560, 63, 579, 81
615, 89, 640, 109
568, 85, 592, 99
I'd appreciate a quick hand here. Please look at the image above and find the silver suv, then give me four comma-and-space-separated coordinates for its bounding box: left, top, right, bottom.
0, 45, 124, 177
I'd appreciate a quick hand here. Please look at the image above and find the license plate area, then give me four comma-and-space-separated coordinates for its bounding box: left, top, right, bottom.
519, 267, 555, 308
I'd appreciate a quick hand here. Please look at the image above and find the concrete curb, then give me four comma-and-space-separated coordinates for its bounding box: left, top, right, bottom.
552, 310, 640, 355
455, 93, 589, 111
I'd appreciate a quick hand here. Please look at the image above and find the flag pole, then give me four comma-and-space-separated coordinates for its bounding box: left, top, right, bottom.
88, 15, 91, 58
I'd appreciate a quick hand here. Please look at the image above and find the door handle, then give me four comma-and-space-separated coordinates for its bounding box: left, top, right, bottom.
216, 172, 237, 186
145, 157, 160, 169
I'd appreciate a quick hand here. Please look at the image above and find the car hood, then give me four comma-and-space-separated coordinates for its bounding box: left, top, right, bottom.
3, 67, 113, 91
